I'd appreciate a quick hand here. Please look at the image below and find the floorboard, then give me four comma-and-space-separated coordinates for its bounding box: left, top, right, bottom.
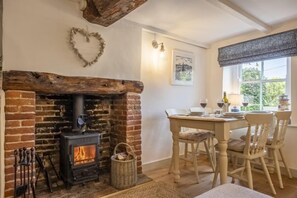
144, 154, 297, 198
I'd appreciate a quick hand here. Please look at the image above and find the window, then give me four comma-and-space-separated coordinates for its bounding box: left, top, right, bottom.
224, 57, 290, 111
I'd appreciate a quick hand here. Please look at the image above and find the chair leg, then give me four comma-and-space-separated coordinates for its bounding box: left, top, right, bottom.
168, 154, 173, 174
212, 161, 219, 188
204, 141, 215, 171
240, 159, 246, 180
260, 156, 276, 195
231, 156, 238, 184
191, 142, 199, 183
246, 159, 253, 190
272, 149, 283, 189
279, 148, 292, 178
210, 137, 216, 169
184, 142, 188, 167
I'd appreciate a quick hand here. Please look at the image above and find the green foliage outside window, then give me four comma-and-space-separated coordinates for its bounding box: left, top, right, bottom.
240, 66, 286, 111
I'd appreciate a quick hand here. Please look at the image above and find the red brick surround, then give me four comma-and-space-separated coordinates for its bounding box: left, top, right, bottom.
3, 90, 142, 197
4, 90, 36, 197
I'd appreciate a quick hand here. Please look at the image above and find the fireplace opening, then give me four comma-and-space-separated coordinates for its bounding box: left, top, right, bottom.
33, 92, 142, 193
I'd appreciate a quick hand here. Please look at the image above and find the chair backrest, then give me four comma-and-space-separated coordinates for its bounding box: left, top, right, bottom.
271, 111, 291, 146
244, 113, 274, 156
165, 108, 190, 117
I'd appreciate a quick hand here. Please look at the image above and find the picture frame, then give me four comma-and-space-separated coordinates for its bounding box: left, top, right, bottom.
171, 49, 194, 86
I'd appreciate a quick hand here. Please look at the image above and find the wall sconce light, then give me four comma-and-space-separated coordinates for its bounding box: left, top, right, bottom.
152, 40, 165, 53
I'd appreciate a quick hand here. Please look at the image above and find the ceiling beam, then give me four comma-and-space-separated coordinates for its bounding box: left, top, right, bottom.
127, 20, 209, 49
208, 0, 271, 32
82, 0, 147, 27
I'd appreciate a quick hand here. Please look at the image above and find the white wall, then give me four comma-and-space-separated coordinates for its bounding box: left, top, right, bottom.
206, 20, 297, 170
1, 0, 143, 196
140, 31, 207, 164
2, 0, 141, 80
0, 1, 208, 191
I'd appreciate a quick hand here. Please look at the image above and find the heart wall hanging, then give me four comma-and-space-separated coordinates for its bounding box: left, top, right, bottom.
69, 27, 105, 67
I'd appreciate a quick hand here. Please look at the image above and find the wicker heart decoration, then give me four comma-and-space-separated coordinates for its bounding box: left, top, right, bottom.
70, 27, 105, 67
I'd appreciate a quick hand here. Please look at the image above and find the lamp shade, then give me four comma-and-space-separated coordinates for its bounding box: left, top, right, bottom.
228, 94, 243, 106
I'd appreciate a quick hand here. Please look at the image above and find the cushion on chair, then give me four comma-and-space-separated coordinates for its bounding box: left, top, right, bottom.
240, 135, 274, 145
227, 138, 246, 152
179, 130, 211, 142
195, 183, 272, 198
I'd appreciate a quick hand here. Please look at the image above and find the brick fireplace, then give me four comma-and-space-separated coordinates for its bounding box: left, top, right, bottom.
2, 70, 144, 197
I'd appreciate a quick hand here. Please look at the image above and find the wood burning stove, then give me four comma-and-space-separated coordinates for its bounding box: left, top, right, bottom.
60, 94, 100, 187
60, 132, 100, 187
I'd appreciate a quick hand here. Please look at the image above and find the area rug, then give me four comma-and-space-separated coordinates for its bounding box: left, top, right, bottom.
99, 181, 190, 198
36, 173, 153, 198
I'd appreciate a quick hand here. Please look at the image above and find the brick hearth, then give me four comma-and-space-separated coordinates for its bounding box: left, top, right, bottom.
2, 71, 144, 198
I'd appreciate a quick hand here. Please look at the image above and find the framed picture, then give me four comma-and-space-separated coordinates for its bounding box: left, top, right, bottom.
171, 49, 194, 86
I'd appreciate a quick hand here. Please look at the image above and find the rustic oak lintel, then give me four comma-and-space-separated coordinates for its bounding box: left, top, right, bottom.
3, 70, 144, 95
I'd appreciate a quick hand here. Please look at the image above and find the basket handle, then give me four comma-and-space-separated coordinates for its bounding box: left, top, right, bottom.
113, 142, 137, 159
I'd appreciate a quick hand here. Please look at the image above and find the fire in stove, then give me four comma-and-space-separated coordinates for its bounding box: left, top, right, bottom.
74, 145, 96, 165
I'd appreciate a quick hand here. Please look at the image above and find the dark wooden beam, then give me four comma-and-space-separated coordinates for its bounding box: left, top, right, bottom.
83, 0, 147, 27
3, 70, 144, 95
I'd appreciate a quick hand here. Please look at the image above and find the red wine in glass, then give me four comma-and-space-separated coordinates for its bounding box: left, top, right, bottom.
217, 102, 224, 108
242, 102, 249, 107
242, 102, 248, 111
200, 103, 207, 108
199, 99, 208, 113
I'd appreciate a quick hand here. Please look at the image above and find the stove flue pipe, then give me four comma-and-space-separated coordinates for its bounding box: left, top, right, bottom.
73, 94, 85, 130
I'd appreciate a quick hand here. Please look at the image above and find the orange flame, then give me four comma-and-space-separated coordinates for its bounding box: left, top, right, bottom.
74, 145, 96, 165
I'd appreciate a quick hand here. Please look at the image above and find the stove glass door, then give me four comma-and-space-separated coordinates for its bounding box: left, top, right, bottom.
73, 144, 96, 166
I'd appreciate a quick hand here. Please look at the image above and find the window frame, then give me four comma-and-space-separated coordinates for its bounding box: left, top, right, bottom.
224, 57, 291, 111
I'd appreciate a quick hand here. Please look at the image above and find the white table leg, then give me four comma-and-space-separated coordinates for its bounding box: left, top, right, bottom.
215, 123, 230, 185
170, 121, 181, 182
218, 140, 228, 184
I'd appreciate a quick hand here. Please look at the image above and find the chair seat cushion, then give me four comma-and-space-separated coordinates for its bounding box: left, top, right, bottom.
227, 138, 246, 152
240, 135, 273, 145
179, 129, 212, 142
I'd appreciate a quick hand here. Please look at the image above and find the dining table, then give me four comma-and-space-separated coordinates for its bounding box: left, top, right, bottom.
167, 114, 247, 185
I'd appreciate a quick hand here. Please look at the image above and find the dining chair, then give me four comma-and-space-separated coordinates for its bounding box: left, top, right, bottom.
265, 111, 292, 189
212, 112, 276, 195
165, 108, 216, 183
239, 111, 292, 189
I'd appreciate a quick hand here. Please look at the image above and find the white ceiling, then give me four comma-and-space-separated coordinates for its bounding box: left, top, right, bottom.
124, 0, 297, 47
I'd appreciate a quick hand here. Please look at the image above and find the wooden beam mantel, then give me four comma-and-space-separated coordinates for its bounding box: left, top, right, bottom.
3, 70, 144, 95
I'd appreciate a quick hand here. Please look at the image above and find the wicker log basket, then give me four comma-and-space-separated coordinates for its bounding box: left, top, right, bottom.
111, 142, 137, 189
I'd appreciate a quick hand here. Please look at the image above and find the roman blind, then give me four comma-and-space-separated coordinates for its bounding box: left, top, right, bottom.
218, 29, 297, 67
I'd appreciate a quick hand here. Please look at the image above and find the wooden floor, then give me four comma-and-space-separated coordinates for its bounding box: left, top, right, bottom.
144, 154, 297, 198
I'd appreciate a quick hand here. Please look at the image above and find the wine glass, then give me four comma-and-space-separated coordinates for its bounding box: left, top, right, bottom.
242, 97, 249, 112
200, 98, 208, 115
216, 99, 224, 116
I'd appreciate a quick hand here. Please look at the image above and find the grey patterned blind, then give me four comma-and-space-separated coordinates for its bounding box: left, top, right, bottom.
218, 29, 297, 67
